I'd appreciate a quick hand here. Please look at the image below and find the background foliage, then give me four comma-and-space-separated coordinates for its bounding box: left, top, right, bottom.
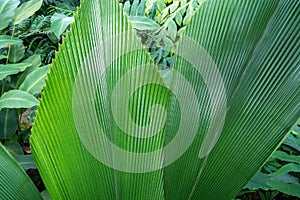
0, 0, 79, 192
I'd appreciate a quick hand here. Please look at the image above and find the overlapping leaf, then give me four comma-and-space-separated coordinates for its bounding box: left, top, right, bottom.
0, 144, 41, 199
31, 0, 299, 199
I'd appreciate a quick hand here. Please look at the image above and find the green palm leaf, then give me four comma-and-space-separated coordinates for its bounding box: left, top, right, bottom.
0, 144, 41, 199
164, 1, 300, 199
31, 0, 299, 200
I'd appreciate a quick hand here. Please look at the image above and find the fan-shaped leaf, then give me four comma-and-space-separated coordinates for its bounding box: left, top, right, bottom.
0, 144, 42, 199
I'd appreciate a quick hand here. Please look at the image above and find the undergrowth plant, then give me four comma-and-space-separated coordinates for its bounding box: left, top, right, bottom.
121, 0, 203, 70
0, 0, 78, 174
240, 123, 300, 198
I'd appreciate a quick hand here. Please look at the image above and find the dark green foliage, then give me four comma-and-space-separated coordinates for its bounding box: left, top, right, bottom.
241, 123, 300, 198
0, 0, 78, 165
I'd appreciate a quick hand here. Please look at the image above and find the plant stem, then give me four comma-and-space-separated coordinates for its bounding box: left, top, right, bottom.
6, 24, 16, 65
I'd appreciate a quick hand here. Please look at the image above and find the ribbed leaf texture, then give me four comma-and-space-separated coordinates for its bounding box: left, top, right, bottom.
31, 0, 299, 199
0, 144, 41, 199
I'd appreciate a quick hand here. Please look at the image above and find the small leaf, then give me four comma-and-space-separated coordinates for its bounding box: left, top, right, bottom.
13, 0, 43, 25
166, 19, 177, 41
0, 35, 23, 49
0, 65, 20, 80
5, 141, 24, 156
0, 90, 39, 110
284, 134, 300, 152
129, 16, 160, 30
183, 4, 195, 25
162, 36, 174, 48
15, 155, 37, 170
147, 1, 156, 19
170, 1, 179, 13
19, 65, 49, 95
158, 7, 169, 22
41, 190, 50, 200
0, 55, 7, 60
137, 0, 146, 16
130, 0, 139, 16
271, 151, 300, 163
243, 172, 272, 190
123, 1, 131, 15
11, 55, 41, 88
267, 180, 300, 198
8, 44, 25, 63
156, 0, 166, 12
174, 12, 183, 26
0, 0, 20, 30
274, 163, 300, 177
51, 13, 74, 38
177, 26, 186, 35
0, 109, 18, 140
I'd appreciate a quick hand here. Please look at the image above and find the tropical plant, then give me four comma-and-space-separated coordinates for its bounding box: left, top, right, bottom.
0, 0, 47, 157
121, 0, 203, 69
240, 122, 300, 199
0, 143, 41, 199
0, 0, 78, 177
0, 0, 299, 199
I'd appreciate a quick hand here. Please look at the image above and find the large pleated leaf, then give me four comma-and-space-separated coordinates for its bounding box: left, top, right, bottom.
163, 0, 300, 199
32, 0, 165, 199
31, 0, 299, 200
0, 144, 42, 199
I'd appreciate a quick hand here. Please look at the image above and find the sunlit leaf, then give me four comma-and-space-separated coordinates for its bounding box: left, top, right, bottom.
0, 90, 39, 110
129, 16, 160, 30
11, 55, 41, 88
51, 13, 74, 38
13, 0, 43, 25
19, 65, 49, 95
0, 0, 20, 30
